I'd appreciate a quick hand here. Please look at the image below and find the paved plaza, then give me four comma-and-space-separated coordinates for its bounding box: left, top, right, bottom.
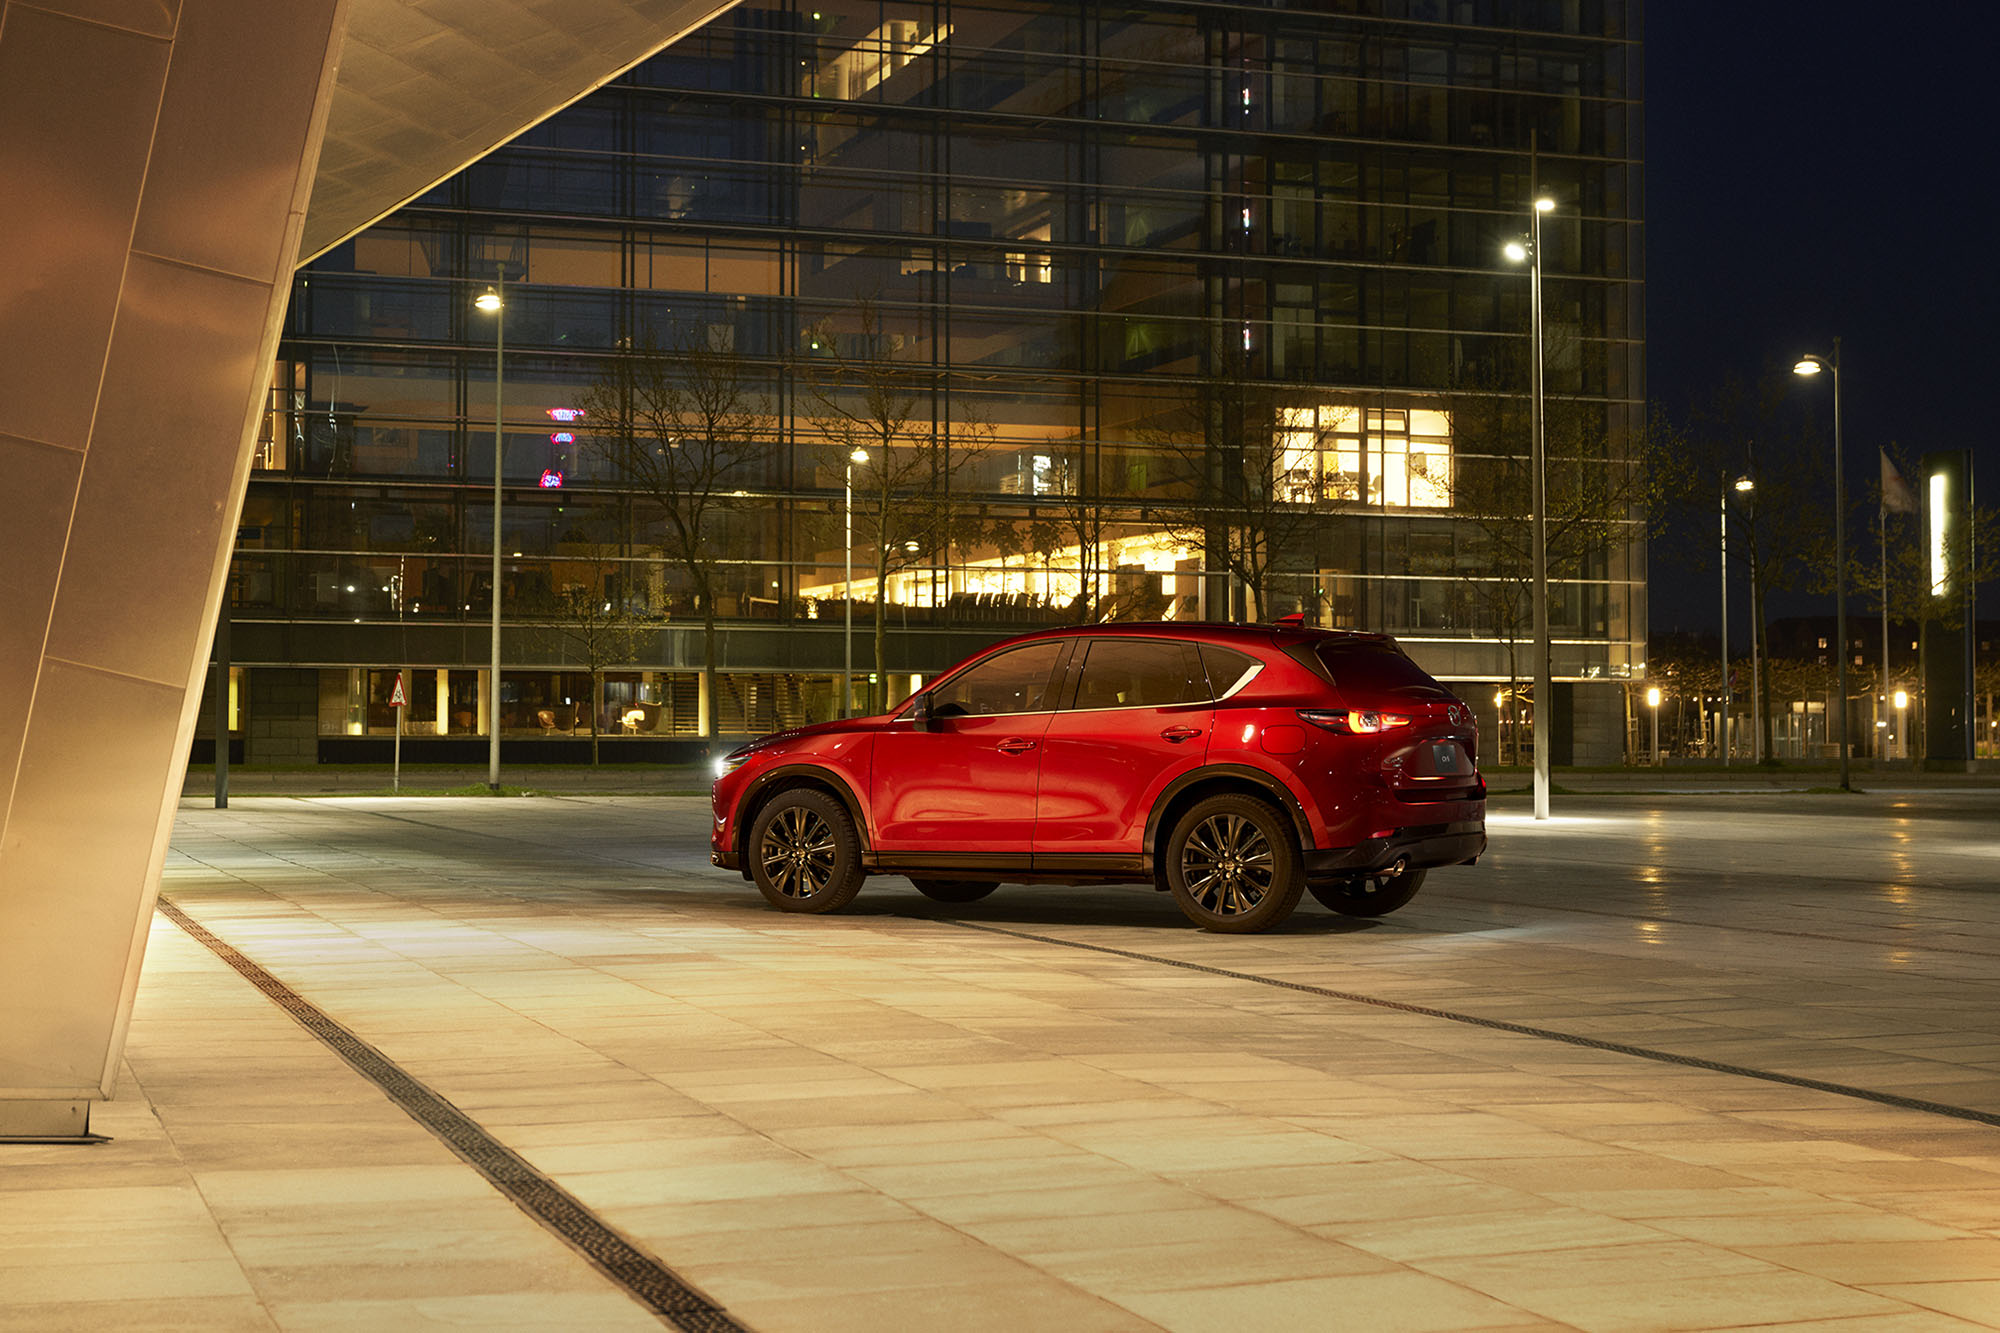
7, 788, 2000, 1330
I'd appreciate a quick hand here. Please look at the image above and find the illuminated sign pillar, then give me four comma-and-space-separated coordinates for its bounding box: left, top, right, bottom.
1922, 449, 1976, 770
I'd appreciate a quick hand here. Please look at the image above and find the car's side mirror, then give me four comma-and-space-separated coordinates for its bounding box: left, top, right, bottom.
910, 692, 937, 733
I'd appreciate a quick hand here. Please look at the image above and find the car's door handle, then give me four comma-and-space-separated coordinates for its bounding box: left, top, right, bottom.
1161, 726, 1203, 743
996, 737, 1037, 755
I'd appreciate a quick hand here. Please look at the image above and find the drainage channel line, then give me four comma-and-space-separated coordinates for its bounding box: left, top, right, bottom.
938, 918, 2000, 1132
155, 897, 748, 1333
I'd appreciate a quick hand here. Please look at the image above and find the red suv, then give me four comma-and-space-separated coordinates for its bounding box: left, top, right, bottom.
710, 620, 1484, 933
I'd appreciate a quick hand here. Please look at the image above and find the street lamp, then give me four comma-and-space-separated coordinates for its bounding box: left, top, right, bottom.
476, 281, 503, 790
1893, 688, 1909, 762
1718, 482, 1730, 765
1735, 475, 1758, 762
1793, 342, 1849, 790
1504, 187, 1556, 819
1646, 685, 1661, 766
842, 447, 868, 717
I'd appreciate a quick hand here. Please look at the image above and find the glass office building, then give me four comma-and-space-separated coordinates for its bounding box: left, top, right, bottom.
216, 0, 1644, 761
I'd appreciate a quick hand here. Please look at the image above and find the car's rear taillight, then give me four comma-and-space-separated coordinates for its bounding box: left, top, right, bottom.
1297, 709, 1412, 735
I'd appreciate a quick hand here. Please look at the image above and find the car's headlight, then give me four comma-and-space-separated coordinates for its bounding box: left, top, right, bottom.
714, 750, 751, 780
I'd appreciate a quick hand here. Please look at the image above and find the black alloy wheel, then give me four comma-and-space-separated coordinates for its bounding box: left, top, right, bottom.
1165, 793, 1304, 933
1309, 868, 1427, 917
748, 789, 864, 913
909, 879, 1000, 903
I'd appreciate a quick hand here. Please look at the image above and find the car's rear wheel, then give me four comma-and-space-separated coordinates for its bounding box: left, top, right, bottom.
748, 789, 863, 913
909, 878, 999, 903
1165, 794, 1304, 933
1309, 868, 1426, 917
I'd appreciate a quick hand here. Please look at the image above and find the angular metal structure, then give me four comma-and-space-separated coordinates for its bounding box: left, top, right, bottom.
0, 0, 735, 1139
304, 0, 739, 261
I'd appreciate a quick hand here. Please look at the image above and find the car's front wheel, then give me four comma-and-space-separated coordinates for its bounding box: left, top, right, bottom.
748, 789, 864, 913
1309, 868, 1426, 917
1164, 794, 1304, 933
909, 879, 999, 903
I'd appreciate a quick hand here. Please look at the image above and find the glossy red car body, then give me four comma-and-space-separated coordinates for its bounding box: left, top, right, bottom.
711, 621, 1485, 927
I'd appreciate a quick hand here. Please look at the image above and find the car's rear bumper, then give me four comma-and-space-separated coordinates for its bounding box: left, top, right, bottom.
1304, 818, 1485, 880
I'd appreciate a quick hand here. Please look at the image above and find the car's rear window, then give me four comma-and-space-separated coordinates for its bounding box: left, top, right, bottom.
1314, 641, 1440, 693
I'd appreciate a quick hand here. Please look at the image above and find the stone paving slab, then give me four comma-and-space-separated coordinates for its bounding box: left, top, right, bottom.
6, 792, 2000, 1330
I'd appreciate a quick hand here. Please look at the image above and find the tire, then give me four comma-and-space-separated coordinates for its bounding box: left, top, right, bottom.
748, 789, 864, 914
1164, 794, 1305, 933
1309, 868, 1426, 917
909, 879, 1000, 903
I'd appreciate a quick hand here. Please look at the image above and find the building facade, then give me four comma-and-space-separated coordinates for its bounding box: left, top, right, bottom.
209, 0, 1645, 763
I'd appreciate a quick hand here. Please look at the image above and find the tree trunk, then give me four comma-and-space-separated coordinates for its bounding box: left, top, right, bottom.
590, 668, 601, 765
1755, 595, 1773, 763
873, 556, 889, 716
702, 609, 718, 742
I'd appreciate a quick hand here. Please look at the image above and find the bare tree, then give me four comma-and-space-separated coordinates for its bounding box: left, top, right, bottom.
530, 547, 652, 764
1140, 345, 1342, 622
1662, 375, 1831, 761
1449, 387, 1667, 763
1022, 490, 1110, 623
579, 326, 775, 736
802, 302, 988, 712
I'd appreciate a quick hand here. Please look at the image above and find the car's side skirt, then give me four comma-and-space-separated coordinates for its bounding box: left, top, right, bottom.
865, 851, 1149, 884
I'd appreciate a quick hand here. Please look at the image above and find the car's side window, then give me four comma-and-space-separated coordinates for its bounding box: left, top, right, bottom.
929, 641, 1066, 717
1198, 645, 1264, 700
1071, 639, 1208, 710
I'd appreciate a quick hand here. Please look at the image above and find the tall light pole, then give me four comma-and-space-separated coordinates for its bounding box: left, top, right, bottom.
1794, 341, 1849, 790
1745, 485, 1761, 764
1733, 475, 1757, 761
1719, 481, 1730, 765
1504, 182, 1556, 819
842, 447, 867, 717
476, 281, 504, 790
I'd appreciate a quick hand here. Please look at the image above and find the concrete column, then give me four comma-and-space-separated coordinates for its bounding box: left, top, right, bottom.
0, 0, 347, 1139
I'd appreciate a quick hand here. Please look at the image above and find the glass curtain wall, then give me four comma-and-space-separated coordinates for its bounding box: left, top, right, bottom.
243, 0, 1644, 738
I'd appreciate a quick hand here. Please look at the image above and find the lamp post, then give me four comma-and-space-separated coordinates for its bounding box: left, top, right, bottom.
1894, 688, 1909, 762
1878, 498, 1889, 766
1793, 342, 1849, 790
842, 447, 868, 717
1646, 685, 1661, 766
1735, 475, 1757, 762
1504, 183, 1556, 820
476, 281, 504, 790
1718, 482, 1730, 765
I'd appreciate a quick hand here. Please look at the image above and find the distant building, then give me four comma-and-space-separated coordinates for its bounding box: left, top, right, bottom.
205, 1, 1645, 764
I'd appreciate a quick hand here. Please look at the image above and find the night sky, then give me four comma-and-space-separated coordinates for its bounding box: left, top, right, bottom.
1643, 6, 1997, 633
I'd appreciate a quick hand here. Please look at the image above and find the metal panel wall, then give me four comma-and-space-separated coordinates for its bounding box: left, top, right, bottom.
0, 0, 347, 1137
